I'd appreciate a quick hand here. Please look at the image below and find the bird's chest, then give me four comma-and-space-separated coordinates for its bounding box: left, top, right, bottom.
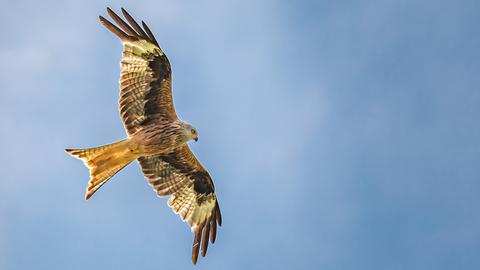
134, 127, 184, 155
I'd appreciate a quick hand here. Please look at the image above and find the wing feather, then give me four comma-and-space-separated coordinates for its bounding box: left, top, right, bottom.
121, 8, 150, 40
99, 15, 133, 42
142, 21, 159, 47
106, 7, 139, 37
100, 8, 176, 136
138, 145, 221, 264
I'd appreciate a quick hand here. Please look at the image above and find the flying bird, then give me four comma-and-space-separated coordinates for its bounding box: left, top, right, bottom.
65, 7, 221, 264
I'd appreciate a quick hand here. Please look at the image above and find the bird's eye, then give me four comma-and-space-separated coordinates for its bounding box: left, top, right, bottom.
192, 129, 196, 134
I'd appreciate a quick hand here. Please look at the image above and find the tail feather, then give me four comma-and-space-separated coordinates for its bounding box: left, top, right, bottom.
66, 139, 136, 200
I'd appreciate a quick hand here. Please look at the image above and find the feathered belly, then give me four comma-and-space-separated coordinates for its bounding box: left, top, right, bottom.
130, 125, 186, 156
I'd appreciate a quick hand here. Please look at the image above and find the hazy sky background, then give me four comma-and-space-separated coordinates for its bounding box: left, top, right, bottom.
1, 0, 479, 269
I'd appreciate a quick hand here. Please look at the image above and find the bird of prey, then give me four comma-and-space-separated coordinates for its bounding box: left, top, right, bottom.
65, 8, 221, 264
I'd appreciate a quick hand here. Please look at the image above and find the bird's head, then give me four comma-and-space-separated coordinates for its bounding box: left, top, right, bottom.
182, 123, 199, 142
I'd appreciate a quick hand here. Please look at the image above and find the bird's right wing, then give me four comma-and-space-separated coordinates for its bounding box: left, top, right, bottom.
99, 8, 177, 136
138, 145, 222, 264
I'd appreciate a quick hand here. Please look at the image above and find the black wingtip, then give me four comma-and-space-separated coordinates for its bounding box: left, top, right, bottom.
191, 235, 200, 264
216, 204, 222, 226
99, 15, 133, 42
120, 7, 149, 40
201, 220, 211, 257
106, 7, 116, 19
141, 20, 159, 46
107, 7, 139, 37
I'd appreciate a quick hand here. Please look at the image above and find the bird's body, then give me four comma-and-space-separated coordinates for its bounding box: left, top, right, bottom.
133, 120, 193, 155
65, 8, 221, 264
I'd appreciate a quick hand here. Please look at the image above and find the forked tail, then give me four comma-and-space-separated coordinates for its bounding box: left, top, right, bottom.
65, 139, 136, 200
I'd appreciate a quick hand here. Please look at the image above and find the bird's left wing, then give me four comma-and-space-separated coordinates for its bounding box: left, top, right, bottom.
138, 145, 222, 264
99, 8, 177, 136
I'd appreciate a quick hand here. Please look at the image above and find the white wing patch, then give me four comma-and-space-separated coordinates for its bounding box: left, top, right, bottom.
167, 185, 216, 230
123, 40, 163, 57
141, 157, 217, 229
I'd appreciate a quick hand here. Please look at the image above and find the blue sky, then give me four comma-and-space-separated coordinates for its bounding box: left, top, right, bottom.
1, 0, 479, 269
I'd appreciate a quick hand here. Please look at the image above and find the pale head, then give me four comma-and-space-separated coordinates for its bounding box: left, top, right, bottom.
181, 122, 199, 142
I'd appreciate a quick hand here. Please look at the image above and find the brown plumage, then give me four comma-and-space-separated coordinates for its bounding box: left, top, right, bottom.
65, 7, 221, 264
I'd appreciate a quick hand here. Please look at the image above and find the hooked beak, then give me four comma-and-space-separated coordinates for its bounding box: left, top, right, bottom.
194, 137, 198, 142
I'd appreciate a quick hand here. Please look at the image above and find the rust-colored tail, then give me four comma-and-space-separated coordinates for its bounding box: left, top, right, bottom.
65, 139, 136, 200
